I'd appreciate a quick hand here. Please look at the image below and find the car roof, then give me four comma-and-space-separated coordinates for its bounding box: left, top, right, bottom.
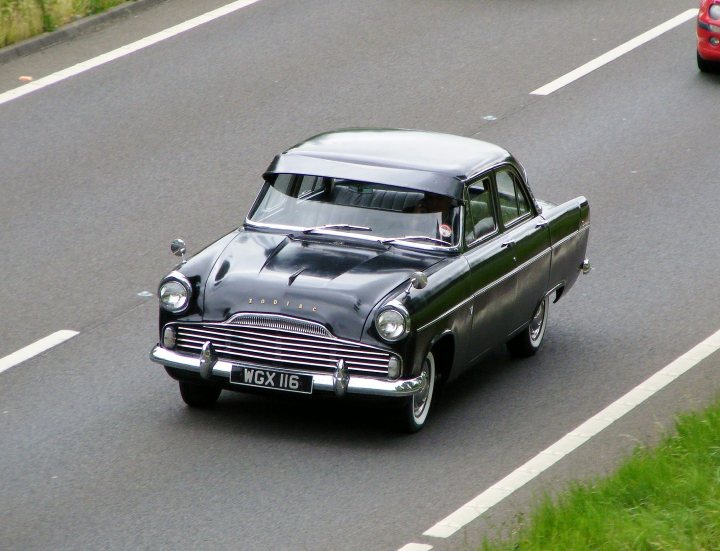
263, 128, 516, 199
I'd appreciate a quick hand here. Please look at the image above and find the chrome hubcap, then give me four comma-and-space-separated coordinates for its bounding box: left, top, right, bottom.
529, 300, 546, 342
413, 360, 431, 418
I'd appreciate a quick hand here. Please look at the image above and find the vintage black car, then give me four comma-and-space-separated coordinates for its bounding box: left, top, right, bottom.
150, 129, 590, 432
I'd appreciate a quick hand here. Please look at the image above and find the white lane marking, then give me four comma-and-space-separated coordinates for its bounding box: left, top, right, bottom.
0, 0, 263, 107
531, 8, 698, 95
398, 544, 433, 551
0, 330, 79, 374
423, 326, 720, 539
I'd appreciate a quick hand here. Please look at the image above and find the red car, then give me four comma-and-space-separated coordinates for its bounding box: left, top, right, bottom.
698, 0, 720, 71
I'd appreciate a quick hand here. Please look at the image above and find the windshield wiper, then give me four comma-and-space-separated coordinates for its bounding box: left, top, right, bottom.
381, 235, 452, 247
302, 224, 372, 234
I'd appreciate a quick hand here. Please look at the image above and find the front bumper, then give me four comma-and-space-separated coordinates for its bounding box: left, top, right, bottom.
150, 345, 426, 398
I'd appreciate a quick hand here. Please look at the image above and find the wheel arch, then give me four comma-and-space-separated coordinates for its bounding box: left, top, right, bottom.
427, 331, 455, 385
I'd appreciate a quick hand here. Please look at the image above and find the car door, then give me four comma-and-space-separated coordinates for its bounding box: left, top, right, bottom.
493, 167, 552, 335
462, 176, 519, 363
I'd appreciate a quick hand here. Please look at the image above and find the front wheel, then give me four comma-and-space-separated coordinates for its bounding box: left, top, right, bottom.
179, 380, 221, 408
507, 295, 549, 358
396, 350, 437, 433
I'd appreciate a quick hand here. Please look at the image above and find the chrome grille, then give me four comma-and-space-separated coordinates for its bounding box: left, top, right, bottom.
172, 314, 391, 376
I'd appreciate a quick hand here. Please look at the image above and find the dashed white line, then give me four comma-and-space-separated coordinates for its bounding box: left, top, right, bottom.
397, 544, 432, 551
531, 8, 698, 95
0, 330, 79, 374
418, 326, 720, 540
0, 0, 263, 107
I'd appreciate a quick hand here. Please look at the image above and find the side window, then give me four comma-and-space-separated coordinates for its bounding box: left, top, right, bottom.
495, 169, 531, 226
465, 178, 496, 243
297, 175, 324, 198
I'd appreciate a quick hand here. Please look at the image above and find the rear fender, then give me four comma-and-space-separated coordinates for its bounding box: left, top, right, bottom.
543, 196, 590, 300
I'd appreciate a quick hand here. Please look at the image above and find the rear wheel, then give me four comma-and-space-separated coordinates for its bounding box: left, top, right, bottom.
507, 295, 549, 358
179, 380, 221, 408
396, 350, 437, 433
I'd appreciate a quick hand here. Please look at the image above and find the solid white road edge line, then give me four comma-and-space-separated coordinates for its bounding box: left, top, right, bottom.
0, 330, 79, 374
421, 326, 720, 539
0, 0, 263, 107
531, 8, 698, 96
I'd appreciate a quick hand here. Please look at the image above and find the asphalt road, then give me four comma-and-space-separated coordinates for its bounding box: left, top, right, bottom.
2, 1, 719, 550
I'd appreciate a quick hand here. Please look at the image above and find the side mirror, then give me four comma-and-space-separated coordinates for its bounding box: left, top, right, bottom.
410, 271, 428, 290
170, 238, 187, 264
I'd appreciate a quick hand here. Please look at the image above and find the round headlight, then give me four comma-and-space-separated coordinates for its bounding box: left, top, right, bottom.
710, 4, 720, 20
375, 307, 409, 342
159, 279, 190, 313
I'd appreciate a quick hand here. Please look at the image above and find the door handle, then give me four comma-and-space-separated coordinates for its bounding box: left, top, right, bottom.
501, 240, 515, 249
535, 219, 549, 229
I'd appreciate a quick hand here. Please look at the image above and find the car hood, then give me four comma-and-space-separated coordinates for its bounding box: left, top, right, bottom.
201, 229, 443, 340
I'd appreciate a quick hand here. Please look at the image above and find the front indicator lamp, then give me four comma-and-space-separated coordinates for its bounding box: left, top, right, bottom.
388, 357, 402, 380
163, 325, 177, 349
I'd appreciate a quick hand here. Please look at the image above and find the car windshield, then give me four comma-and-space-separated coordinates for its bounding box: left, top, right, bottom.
247, 174, 461, 247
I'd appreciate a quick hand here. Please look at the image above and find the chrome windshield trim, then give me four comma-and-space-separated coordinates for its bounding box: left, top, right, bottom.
244, 219, 461, 253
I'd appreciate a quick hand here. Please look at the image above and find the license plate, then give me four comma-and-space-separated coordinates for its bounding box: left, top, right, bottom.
230, 365, 313, 394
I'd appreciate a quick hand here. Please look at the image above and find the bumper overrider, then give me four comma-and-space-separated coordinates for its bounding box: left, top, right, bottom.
150, 345, 426, 398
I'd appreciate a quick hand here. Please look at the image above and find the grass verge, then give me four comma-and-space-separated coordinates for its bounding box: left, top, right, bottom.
1, 0, 127, 47
480, 396, 720, 550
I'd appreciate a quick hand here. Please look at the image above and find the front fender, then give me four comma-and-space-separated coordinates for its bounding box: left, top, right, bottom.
360, 256, 471, 378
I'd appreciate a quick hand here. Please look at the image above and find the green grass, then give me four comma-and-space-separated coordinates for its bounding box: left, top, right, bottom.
1, 0, 127, 47
480, 398, 720, 551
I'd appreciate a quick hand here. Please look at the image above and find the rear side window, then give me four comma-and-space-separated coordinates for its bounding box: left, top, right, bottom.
495, 169, 530, 226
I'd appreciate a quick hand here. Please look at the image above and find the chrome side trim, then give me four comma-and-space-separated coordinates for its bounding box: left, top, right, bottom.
150, 346, 424, 397
417, 225, 591, 333
471, 248, 551, 300
417, 247, 550, 333
552, 225, 590, 250
417, 296, 475, 334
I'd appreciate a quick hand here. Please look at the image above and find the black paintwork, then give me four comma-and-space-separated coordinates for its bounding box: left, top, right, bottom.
201, 227, 447, 341
158, 129, 589, 385
265, 128, 514, 199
